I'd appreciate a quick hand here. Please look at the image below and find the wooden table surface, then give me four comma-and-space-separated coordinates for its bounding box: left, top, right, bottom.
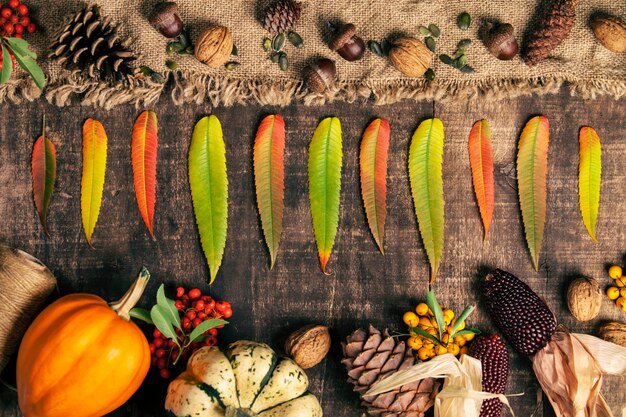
0, 89, 625, 417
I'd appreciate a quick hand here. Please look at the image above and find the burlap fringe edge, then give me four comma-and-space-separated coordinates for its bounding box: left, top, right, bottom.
1, 72, 624, 109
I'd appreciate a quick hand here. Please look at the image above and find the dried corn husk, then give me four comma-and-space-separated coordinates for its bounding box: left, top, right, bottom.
0, 245, 56, 372
366, 353, 516, 417
532, 329, 626, 417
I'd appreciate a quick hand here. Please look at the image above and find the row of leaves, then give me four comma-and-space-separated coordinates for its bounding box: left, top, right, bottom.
32, 113, 601, 283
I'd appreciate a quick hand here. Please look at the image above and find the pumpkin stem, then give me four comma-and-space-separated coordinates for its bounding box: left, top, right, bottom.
110, 266, 151, 320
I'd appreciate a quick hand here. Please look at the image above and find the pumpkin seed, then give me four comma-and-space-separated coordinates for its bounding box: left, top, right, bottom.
287, 31, 304, 48
166, 41, 184, 54
272, 33, 286, 52
428, 24, 441, 38
184, 46, 194, 54
150, 72, 166, 84
425, 36, 436, 52
454, 49, 466, 59
231, 44, 238, 56
419, 26, 431, 36
179, 30, 190, 48
381, 39, 392, 56
278, 52, 288, 71
225, 61, 240, 71
165, 59, 178, 71
263, 38, 272, 52
455, 54, 468, 69
457, 12, 471, 30
368, 40, 383, 56
439, 54, 454, 65
425, 68, 435, 81
139, 65, 155, 76
457, 38, 472, 50
460, 64, 475, 74
270, 52, 280, 63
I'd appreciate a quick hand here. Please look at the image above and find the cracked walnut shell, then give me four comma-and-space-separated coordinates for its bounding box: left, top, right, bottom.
195, 26, 233, 68
285, 324, 331, 369
388, 37, 432, 77
567, 277, 602, 321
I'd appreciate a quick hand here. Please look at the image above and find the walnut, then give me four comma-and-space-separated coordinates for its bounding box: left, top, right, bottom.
591, 15, 626, 53
598, 322, 626, 347
388, 37, 432, 77
567, 277, 602, 321
285, 324, 331, 369
195, 26, 233, 68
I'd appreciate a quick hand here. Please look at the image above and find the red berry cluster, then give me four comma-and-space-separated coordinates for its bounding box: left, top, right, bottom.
0, 0, 36, 38
148, 287, 233, 379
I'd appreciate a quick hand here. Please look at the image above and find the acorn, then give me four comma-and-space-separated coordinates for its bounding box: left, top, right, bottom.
149, 2, 184, 38
302, 58, 336, 93
482, 22, 519, 61
328, 23, 365, 61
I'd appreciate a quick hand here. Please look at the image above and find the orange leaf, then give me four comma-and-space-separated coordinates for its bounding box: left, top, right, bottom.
31, 119, 56, 235
360, 118, 389, 254
468, 119, 494, 240
131, 111, 158, 239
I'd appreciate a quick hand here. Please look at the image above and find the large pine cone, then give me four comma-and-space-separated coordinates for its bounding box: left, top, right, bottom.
262, 0, 302, 34
49, 5, 137, 82
342, 325, 439, 417
522, 0, 576, 66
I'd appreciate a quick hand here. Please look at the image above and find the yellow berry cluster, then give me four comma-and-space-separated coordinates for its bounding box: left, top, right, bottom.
606, 265, 626, 312
402, 302, 475, 361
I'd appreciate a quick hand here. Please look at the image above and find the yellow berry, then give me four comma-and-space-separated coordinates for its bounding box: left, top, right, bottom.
442, 333, 450, 344
617, 297, 626, 310
436, 345, 448, 355
617, 277, 626, 288
620, 288, 626, 298
417, 347, 431, 361
447, 343, 460, 356
427, 327, 437, 336
464, 333, 475, 341
443, 308, 455, 319
430, 317, 439, 328
415, 303, 429, 316
459, 346, 469, 356
419, 317, 432, 327
454, 336, 466, 346
451, 319, 465, 331
607, 287, 620, 300
609, 265, 623, 279
408, 336, 423, 350
403, 311, 420, 327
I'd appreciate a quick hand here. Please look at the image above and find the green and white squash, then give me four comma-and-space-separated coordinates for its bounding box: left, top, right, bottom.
165, 341, 323, 417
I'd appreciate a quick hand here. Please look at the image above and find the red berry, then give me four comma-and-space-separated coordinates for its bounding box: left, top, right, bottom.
19, 16, 28, 25
26, 22, 34, 33
8, 0, 19, 9
154, 338, 164, 348
10, 14, 17, 23
176, 287, 185, 297
183, 320, 192, 331
150, 356, 157, 366
181, 295, 190, 306
201, 295, 212, 302
12, 32, 21, 38
153, 328, 162, 338
167, 339, 175, 348
195, 300, 205, 310
197, 311, 206, 319
205, 300, 215, 311
208, 328, 218, 336
186, 310, 197, 320
188, 288, 201, 300
174, 300, 184, 310
4, 22, 13, 34
171, 351, 178, 361
214, 301, 226, 313
222, 308, 233, 319
192, 318, 202, 328
16, 4, 27, 16
155, 348, 166, 358
1, 8, 12, 18
13, 23, 22, 33
159, 368, 171, 379
148, 343, 156, 354
0, 18, 6, 25
205, 336, 217, 346
156, 358, 167, 369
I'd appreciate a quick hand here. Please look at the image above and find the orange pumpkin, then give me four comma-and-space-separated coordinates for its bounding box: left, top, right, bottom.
17, 268, 152, 417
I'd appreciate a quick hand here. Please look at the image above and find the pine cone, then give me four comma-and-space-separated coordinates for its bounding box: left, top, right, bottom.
49, 5, 137, 82
342, 325, 439, 417
262, 0, 302, 34
522, 0, 576, 66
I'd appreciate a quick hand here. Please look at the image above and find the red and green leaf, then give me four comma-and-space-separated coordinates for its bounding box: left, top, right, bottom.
131, 110, 158, 239
360, 118, 389, 254
468, 119, 495, 239
31, 118, 56, 234
253, 114, 285, 269
81, 118, 108, 246
579, 126, 602, 241
517, 116, 549, 270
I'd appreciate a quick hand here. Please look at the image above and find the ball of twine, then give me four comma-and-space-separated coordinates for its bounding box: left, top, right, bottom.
0, 245, 57, 373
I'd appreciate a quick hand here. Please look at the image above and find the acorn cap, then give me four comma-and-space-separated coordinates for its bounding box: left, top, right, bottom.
302, 58, 336, 93
149, 2, 179, 25
329, 23, 357, 50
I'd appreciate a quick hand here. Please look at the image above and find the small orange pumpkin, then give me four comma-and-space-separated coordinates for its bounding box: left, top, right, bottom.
17, 267, 152, 417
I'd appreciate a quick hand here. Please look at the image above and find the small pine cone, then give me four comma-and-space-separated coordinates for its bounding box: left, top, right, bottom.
342, 325, 439, 417
483, 269, 557, 356
468, 334, 509, 417
262, 0, 302, 34
522, 0, 576, 66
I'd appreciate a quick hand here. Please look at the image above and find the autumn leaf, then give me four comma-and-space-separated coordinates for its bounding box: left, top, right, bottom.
468, 119, 494, 240
409, 118, 445, 282
189, 115, 228, 284
360, 118, 389, 254
579, 126, 601, 241
81, 118, 108, 246
253, 114, 285, 269
517, 116, 549, 270
31, 117, 56, 234
131, 110, 158, 239
309, 117, 342, 273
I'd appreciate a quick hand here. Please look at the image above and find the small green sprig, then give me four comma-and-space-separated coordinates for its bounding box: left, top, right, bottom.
0, 36, 45, 89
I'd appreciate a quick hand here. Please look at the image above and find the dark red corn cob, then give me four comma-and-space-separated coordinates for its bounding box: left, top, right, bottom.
469, 334, 509, 417
483, 269, 556, 356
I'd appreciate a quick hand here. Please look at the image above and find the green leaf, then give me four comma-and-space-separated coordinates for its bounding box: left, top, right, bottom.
12, 51, 45, 90
1, 45, 12, 84
156, 284, 181, 329
5, 37, 36, 59
188, 319, 228, 343
449, 305, 475, 336
189, 115, 228, 284
308, 117, 343, 273
129, 307, 153, 324
450, 328, 481, 338
150, 305, 177, 341
426, 290, 445, 340
409, 118, 445, 282
409, 327, 442, 346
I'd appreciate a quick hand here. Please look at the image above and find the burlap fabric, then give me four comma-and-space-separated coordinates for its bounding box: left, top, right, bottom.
1, 0, 624, 108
